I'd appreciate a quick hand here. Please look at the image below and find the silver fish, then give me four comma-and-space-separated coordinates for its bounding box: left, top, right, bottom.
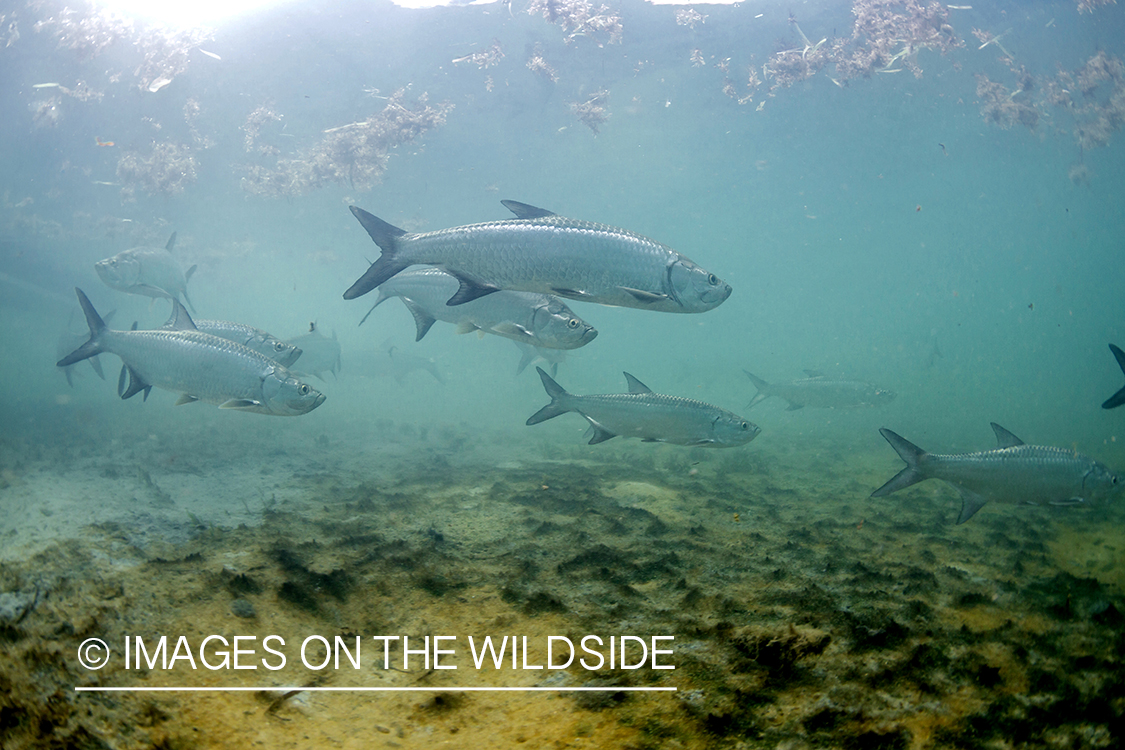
285, 322, 341, 381
343, 201, 732, 313
527, 368, 759, 447
361, 266, 597, 350
161, 316, 302, 367
371, 345, 445, 385
94, 232, 197, 311
744, 370, 896, 410
1103, 343, 1125, 409
57, 289, 325, 416
872, 423, 1121, 524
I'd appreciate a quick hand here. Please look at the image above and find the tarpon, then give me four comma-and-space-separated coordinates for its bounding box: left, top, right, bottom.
343, 201, 732, 313
1103, 343, 1125, 409
285, 323, 341, 381
361, 266, 597, 350
162, 316, 302, 367
872, 423, 1121, 524
527, 368, 759, 447
744, 370, 896, 410
57, 289, 325, 416
95, 233, 197, 311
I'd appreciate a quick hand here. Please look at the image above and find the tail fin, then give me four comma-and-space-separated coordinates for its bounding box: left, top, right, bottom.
56, 288, 107, 368
525, 366, 572, 425
870, 428, 928, 497
343, 206, 411, 300
1103, 344, 1125, 409
743, 370, 771, 409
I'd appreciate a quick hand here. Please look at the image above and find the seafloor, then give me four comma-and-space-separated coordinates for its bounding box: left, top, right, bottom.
1, 413, 1123, 750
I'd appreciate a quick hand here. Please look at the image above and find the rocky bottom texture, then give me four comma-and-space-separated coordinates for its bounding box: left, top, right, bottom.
2, 449, 1124, 749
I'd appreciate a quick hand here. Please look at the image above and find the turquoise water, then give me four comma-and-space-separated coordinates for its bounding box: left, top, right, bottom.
2, 0, 1125, 747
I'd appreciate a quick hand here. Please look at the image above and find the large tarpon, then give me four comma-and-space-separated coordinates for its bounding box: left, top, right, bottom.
527, 368, 759, 447
872, 423, 1121, 524
343, 201, 732, 313
162, 316, 302, 367
744, 370, 896, 410
1103, 344, 1125, 409
95, 233, 197, 311
57, 289, 325, 416
361, 266, 597, 350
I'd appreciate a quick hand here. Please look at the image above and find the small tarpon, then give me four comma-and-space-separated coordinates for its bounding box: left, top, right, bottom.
872, 423, 1121, 524
285, 322, 341, 381
57, 289, 325, 416
527, 368, 759, 447
95, 233, 197, 311
162, 316, 302, 367
343, 201, 732, 313
361, 266, 597, 350
744, 370, 896, 411
1103, 344, 1125, 409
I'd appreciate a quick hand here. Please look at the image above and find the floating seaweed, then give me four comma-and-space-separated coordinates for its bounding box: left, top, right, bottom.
674, 9, 705, 30
115, 140, 198, 200
452, 39, 504, 69
528, 0, 623, 47
526, 46, 559, 83
570, 89, 610, 134
239, 90, 452, 198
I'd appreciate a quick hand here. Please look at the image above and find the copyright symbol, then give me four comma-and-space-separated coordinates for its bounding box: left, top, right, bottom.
78, 638, 110, 670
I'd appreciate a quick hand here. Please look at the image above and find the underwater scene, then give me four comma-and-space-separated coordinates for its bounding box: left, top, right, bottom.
2, 0, 1125, 747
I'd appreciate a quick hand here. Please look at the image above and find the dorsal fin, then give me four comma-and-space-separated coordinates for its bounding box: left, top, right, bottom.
165, 232, 177, 251
990, 422, 1025, 448
501, 200, 556, 220
623, 372, 652, 394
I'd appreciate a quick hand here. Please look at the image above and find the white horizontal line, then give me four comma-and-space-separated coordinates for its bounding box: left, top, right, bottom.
75, 686, 676, 692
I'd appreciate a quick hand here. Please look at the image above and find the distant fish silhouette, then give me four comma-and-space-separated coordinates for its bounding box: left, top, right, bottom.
1103, 344, 1125, 409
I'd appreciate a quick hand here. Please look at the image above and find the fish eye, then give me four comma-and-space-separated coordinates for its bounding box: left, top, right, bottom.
299, 384, 309, 395
741, 421, 749, 430
708, 273, 718, 286
567, 318, 579, 328
274, 342, 285, 351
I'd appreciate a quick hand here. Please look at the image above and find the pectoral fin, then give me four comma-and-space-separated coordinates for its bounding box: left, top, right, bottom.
219, 399, 262, 410
619, 286, 670, 304
175, 394, 200, 406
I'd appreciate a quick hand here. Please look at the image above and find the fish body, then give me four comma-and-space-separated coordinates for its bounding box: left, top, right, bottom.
57, 289, 324, 416
364, 266, 597, 349
344, 201, 732, 314
286, 323, 341, 380
744, 370, 896, 410
168, 318, 302, 367
1103, 343, 1125, 409
527, 368, 759, 447
872, 423, 1121, 524
94, 233, 197, 310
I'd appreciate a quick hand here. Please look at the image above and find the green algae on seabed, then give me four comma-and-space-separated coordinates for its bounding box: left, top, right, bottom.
1, 448, 1123, 749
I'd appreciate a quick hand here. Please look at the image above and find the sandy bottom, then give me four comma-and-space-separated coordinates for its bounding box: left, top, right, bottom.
2, 416, 1124, 750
